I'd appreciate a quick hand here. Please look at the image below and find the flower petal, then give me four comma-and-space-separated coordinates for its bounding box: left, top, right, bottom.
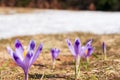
87, 47, 93, 57
56, 48, 60, 54
28, 40, 36, 51
74, 38, 81, 57
102, 42, 106, 53
24, 51, 33, 70
82, 45, 93, 58
15, 39, 24, 61
51, 48, 55, 60
51, 48, 60, 60
86, 39, 92, 47
31, 43, 43, 65
66, 39, 75, 57
7, 46, 14, 58
13, 53, 24, 69
80, 46, 87, 57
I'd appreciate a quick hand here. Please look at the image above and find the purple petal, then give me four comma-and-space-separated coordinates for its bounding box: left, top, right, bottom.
80, 46, 87, 57
28, 40, 36, 51
86, 39, 92, 47
82, 45, 93, 58
31, 43, 43, 65
74, 38, 81, 57
51, 48, 55, 60
56, 49, 60, 54
15, 39, 24, 60
13, 53, 24, 68
86, 47, 93, 57
51, 48, 55, 53
51, 48, 60, 60
51, 48, 55, 59
102, 42, 106, 53
7, 46, 14, 58
24, 51, 33, 70
66, 39, 75, 57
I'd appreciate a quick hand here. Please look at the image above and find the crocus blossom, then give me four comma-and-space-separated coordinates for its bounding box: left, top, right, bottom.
81, 39, 93, 58
80, 39, 93, 64
50, 48, 60, 69
66, 38, 93, 79
66, 38, 81, 79
66, 38, 93, 59
51, 48, 60, 61
102, 42, 106, 54
7, 39, 43, 80
66, 38, 81, 59
102, 42, 107, 60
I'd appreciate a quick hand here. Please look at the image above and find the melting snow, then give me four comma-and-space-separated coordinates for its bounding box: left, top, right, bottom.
0, 10, 120, 39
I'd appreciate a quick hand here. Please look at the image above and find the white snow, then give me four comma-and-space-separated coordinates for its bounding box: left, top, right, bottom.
0, 10, 120, 39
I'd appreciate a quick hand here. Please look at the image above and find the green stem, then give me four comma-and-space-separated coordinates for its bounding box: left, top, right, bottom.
87, 57, 89, 64
86, 57, 89, 70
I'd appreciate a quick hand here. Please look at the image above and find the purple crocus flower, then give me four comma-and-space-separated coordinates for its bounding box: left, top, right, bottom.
66, 38, 93, 79
66, 38, 81, 79
50, 48, 60, 69
7, 39, 43, 80
66, 38, 93, 59
82, 39, 93, 58
102, 42, 106, 54
66, 38, 81, 59
51, 48, 60, 61
102, 42, 107, 60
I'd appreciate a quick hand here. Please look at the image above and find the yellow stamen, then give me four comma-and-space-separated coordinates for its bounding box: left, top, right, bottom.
23, 50, 27, 57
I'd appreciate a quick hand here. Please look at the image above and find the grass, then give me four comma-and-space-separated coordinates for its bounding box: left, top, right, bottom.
0, 32, 120, 80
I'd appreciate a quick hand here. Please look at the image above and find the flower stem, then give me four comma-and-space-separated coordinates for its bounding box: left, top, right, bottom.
52, 60, 56, 70
24, 71, 28, 80
103, 49, 107, 60
104, 52, 107, 60
75, 56, 80, 79
87, 57, 89, 64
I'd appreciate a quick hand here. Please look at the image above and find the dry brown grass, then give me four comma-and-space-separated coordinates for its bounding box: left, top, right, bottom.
0, 32, 120, 80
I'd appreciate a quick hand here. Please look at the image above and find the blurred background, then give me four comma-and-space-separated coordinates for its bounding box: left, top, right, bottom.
0, 0, 120, 11
0, 0, 120, 39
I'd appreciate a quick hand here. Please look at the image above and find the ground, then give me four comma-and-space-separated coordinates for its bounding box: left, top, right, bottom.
0, 32, 120, 80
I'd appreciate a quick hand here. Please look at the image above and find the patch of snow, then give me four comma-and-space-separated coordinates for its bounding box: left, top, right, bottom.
0, 10, 120, 39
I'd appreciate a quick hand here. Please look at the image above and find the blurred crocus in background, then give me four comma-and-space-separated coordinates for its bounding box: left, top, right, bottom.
102, 42, 107, 60
81, 39, 93, 63
66, 38, 81, 79
66, 38, 93, 79
7, 39, 43, 80
50, 48, 60, 70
